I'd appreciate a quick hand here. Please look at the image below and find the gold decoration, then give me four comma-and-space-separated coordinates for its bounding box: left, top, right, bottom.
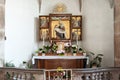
53, 3, 67, 13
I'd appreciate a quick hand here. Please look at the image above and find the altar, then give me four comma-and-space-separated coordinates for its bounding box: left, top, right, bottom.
32, 56, 88, 69
33, 13, 87, 69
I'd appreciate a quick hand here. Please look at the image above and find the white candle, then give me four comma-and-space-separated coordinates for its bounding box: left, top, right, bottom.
76, 34, 78, 46
43, 36, 45, 46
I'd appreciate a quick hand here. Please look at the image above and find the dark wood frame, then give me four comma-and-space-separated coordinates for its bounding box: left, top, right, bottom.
39, 15, 49, 41
39, 14, 82, 41
39, 15, 49, 28
71, 15, 82, 41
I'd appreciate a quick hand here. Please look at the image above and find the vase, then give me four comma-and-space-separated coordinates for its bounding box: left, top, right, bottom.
19, 62, 27, 69
83, 53, 86, 56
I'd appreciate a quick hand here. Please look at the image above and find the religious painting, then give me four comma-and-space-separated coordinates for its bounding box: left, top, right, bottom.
39, 29, 49, 41
72, 29, 81, 41
72, 16, 82, 28
49, 14, 71, 41
39, 16, 49, 28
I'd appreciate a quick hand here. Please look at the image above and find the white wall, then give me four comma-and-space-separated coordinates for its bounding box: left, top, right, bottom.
40, 0, 80, 15
5, 0, 114, 67
82, 0, 114, 67
5, 0, 39, 67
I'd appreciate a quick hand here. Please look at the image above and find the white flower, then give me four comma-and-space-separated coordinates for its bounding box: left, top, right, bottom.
64, 42, 71, 47
72, 45, 77, 48
57, 50, 65, 54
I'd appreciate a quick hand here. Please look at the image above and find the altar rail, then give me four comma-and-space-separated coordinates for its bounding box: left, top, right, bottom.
0, 67, 120, 80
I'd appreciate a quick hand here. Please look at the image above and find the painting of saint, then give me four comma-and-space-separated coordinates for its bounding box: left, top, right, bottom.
72, 16, 81, 28
72, 29, 81, 40
54, 22, 66, 39
51, 20, 70, 40
40, 17, 49, 27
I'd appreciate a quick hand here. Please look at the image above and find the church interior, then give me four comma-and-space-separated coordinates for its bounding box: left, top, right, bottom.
0, 0, 120, 80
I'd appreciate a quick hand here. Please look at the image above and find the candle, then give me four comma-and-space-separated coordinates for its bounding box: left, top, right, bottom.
42, 32, 45, 46
76, 34, 78, 46
43, 36, 45, 46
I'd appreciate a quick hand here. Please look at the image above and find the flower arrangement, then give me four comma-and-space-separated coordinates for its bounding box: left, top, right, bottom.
57, 50, 65, 56
51, 42, 58, 53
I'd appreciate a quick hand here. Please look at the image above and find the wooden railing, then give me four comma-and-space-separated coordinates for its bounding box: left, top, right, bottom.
0, 67, 120, 80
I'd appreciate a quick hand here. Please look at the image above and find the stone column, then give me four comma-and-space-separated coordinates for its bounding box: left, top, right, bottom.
114, 0, 120, 67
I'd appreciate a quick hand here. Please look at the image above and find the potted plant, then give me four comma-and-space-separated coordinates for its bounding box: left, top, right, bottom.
19, 61, 28, 69
72, 50, 77, 56
42, 50, 46, 56
71, 45, 77, 56
79, 48, 83, 53
51, 43, 58, 54
5, 61, 15, 67
44, 45, 50, 53
64, 43, 71, 53
88, 52, 103, 68
38, 48, 43, 53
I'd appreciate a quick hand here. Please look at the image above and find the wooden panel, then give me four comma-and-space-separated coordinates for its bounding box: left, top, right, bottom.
35, 59, 86, 69
59, 59, 77, 68
45, 59, 61, 69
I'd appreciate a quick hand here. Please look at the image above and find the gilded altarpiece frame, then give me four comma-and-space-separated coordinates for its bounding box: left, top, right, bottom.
49, 14, 72, 42
39, 14, 82, 42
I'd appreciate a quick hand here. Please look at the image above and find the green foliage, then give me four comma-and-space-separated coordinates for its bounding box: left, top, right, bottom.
5, 61, 15, 67
21, 60, 33, 69
35, 50, 39, 53
71, 46, 77, 50
27, 61, 33, 69
6, 72, 11, 80
38, 48, 43, 51
44, 45, 50, 53
71, 45, 77, 54
64, 46, 71, 53
89, 52, 103, 68
79, 48, 83, 51
51, 43, 58, 53
73, 50, 77, 53
42, 50, 46, 54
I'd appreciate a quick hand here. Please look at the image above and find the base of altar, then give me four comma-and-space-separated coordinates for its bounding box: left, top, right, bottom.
32, 56, 88, 69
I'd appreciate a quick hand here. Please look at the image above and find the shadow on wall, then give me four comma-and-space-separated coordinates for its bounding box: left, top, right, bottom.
34, 17, 40, 44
